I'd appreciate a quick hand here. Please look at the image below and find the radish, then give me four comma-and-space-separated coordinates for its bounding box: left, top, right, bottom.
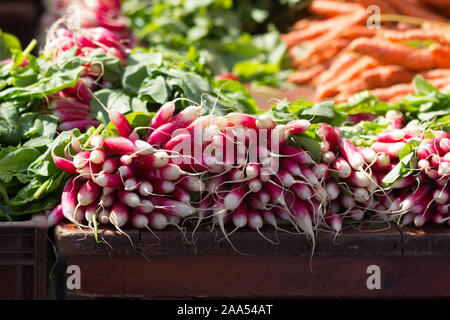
350, 209, 364, 221
317, 123, 338, 147
98, 208, 110, 224
232, 203, 248, 228
118, 190, 141, 207
73, 151, 91, 169
147, 105, 201, 146
51, 149, 77, 174
152, 180, 175, 194
103, 137, 136, 155
109, 110, 137, 139
138, 181, 153, 196
224, 185, 247, 211
433, 188, 449, 204
136, 200, 154, 214
90, 149, 107, 164
133, 151, 169, 170
147, 212, 168, 230
291, 183, 312, 200
94, 173, 123, 188
401, 184, 431, 212
247, 207, 264, 230
325, 180, 340, 200
100, 192, 116, 207
47, 205, 64, 227
333, 157, 352, 178
77, 180, 100, 206
371, 142, 405, 158
118, 165, 135, 179
324, 212, 342, 233
102, 158, 120, 174
173, 187, 190, 203
149, 100, 177, 130
338, 138, 364, 170
322, 151, 336, 164
176, 176, 205, 192
248, 178, 262, 193
124, 177, 139, 191
285, 119, 311, 135
280, 145, 314, 165
149, 196, 195, 218
61, 177, 82, 222
290, 196, 314, 238
90, 135, 105, 149
109, 201, 129, 227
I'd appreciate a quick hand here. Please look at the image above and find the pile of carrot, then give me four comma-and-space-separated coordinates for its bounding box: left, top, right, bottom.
283, 0, 450, 103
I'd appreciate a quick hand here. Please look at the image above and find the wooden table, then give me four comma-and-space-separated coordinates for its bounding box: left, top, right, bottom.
55, 223, 450, 299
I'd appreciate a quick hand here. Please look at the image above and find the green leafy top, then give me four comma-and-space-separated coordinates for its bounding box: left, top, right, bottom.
122, 0, 297, 86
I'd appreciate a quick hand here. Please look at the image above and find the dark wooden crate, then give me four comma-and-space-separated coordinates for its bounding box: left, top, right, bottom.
55, 222, 450, 298
0, 214, 47, 299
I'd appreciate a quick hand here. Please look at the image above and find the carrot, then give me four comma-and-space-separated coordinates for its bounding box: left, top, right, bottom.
378, 28, 450, 45
387, 0, 448, 22
304, 39, 351, 67
316, 56, 379, 99
339, 25, 378, 40
371, 76, 450, 101
281, 12, 365, 47
421, 68, 450, 79
429, 44, 450, 68
355, 0, 399, 14
313, 53, 359, 85
309, 0, 364, 17
349, 37, 437, 70
304, 10, 367, 57
288, 64, 327, 84
338, 65, 415, 95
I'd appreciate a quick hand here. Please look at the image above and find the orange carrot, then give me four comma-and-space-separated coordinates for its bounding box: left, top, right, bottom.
378, 28, 450, 45
338, 65, 415, 95
387, 0, 448, 22
309, 0, 364, 17
313, 53, 360, 85
339, 26, 378, 40
429, 44, 450, 68
288, 64, 327, 84
281, 11, 365, 47
349, 37, 437, 70
370, 76, 450, 101
302, 10, 367, 59
316, 56, 379, 100
421, 68, 450, 79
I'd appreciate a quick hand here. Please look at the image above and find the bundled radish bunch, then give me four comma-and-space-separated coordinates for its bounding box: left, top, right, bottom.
157, 109, 347, 243
43, 0, 132, 132
368, 111, 450, 227
42, 0, 134, 46
321, 110, 450, 228
48, 106, 200, 233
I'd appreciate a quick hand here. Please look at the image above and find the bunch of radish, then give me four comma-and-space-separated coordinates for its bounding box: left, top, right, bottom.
48, 104, 200, 234
43, 0, 132, 132
369, 111, 450, 227
320, 110, 449, 228
157, 109, 348, 246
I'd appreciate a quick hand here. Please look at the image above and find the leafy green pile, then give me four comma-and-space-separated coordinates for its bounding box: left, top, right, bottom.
122, 0, 299, 86
0, 32, 94, 220
90, 46, 260, 124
